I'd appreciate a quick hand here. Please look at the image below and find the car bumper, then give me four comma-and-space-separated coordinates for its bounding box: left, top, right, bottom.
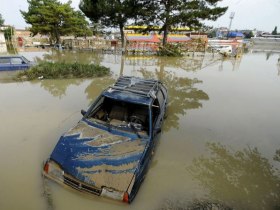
43, 160, 130, 203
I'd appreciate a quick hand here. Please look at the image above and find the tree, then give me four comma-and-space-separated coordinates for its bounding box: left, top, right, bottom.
272, 26, 278, 35
243, 30, 254, 39
21, 0, 92, 44
3, 27, 14, 40
0, 13, 4, 26
138, 0, 227, 46
79, 0, 143, 47
90, 21, 105, 36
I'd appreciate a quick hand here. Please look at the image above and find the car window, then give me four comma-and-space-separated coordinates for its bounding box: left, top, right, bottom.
21, 56, 29, 63
0, 58, 10, 64
160, 84, 167, 97
11, 58, 24, 64
152, 99, 160, 124
156, 89, 164, 107
88, 96, 105, 116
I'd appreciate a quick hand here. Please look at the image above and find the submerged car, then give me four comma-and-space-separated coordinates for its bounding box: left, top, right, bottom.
43, 76, 168, 203
0, 55, 33, 71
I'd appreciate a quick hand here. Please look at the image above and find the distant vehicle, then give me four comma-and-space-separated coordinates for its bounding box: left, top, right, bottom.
210, 45, 233, 55
43, 76, 168, 203
0, 55, 33, 71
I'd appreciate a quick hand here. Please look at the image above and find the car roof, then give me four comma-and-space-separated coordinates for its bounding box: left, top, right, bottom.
0, 55, 25, 58
102, 76, 161, 105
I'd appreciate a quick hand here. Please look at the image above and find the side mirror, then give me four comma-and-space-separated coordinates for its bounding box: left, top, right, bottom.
81, 109, 86, 116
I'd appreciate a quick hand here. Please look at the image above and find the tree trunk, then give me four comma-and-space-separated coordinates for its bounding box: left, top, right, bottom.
162, 25, 168, 47
162, 1, 171, 47
54, 27, 61, 44
119, 23, 124, 48
119, 55, 124, 76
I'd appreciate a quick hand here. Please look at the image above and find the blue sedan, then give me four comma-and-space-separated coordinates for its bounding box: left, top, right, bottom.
0, 55, 33, 71
43, 76, 168, 203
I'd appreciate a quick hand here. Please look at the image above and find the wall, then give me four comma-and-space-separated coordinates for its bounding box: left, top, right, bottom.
0, 32, 7, 53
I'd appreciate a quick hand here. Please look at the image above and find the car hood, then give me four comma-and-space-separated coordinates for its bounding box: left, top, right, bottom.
50, 120, 149, 192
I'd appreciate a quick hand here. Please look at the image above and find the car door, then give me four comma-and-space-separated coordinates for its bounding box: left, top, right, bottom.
0, 57, 11, 71
11, 57, 28, 70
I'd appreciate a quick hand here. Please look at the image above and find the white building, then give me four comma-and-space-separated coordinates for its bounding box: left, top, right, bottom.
0, 32, 7, 53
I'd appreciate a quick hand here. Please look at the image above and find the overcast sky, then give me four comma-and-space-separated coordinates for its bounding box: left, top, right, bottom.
0, 0, 280, 32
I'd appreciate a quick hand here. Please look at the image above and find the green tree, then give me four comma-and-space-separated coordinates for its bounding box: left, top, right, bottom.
4, 27, 14, 40
138, 0, 227, 46
0, 13, 4, 26
272, 26, 278, 35
90, 21, 105, 36
243, 30, 254, 39
79, 0, 143, 47
21, 0, 92, 44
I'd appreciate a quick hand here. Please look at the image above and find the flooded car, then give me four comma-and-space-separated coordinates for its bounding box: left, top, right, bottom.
0, 55, 34, 71
43, 76, 168, 203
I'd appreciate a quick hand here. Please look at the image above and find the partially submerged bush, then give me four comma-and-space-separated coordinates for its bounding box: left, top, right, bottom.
17, 62, 110, 80
158, 44, 184, 56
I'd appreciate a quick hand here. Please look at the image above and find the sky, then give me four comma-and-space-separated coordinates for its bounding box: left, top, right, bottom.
0, 0, 280, 32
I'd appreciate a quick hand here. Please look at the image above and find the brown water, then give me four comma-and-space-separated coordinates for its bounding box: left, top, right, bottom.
1, 50, 280, 210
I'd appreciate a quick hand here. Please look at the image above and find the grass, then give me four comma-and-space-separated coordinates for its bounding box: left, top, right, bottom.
17, 62, 110, 80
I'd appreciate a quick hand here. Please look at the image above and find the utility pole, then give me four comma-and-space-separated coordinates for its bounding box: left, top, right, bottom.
228, 12, 235, 38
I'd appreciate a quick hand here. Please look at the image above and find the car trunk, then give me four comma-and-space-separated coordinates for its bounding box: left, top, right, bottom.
50, 120, 148, 192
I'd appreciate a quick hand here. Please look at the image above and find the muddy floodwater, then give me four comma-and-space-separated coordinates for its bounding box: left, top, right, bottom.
1, 49, 280, 210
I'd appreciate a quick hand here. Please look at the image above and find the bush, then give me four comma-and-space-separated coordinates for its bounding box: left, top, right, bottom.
17, 62, 110, 80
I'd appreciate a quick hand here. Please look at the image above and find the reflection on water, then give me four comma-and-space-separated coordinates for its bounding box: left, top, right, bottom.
32, 50, 105, 65
84, 77, 115, 101
157, 199, 232, 210
39, 77, 115, 100
137, 62, 209, 131
33, 79, 84, 98
188, 143, 280, 210
120, 56, 212, 131
34, 54, 210, 132
217, 56, 242, 72
277, 61, 280, 76
42, 179, 54, 210
125, 55, 206, 71
1, 50, 280, 210
29, 77, 115, 100
275, 149, 280, 161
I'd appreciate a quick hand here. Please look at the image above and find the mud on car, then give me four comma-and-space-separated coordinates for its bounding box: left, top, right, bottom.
43, 76, 168, 203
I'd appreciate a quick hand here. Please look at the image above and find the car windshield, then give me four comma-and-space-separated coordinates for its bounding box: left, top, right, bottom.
87, 96, 150, 137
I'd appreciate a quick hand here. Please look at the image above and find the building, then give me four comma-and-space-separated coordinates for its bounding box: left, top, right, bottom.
0, 32, 7, 53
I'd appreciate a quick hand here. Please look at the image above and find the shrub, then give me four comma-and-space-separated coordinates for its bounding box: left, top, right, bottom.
17, 62, 110, 80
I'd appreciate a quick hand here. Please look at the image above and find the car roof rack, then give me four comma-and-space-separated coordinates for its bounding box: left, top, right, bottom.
109, 76, 159, 99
